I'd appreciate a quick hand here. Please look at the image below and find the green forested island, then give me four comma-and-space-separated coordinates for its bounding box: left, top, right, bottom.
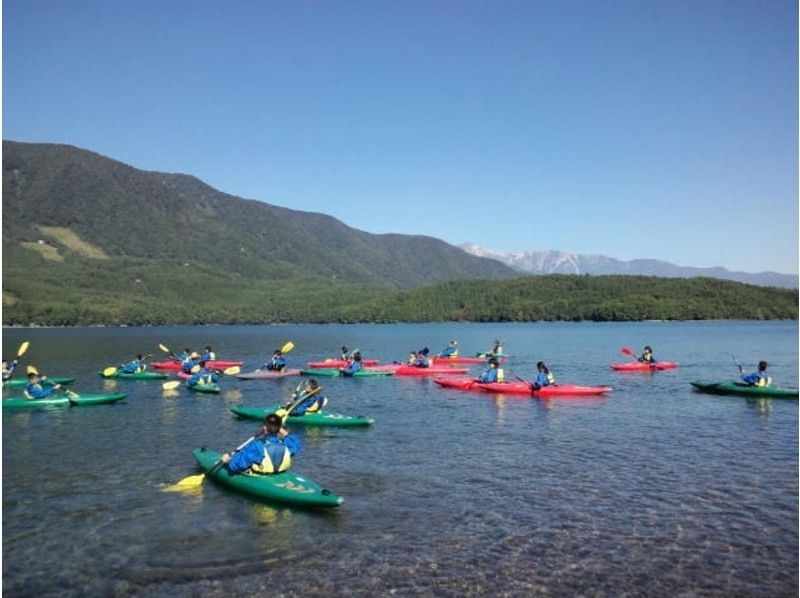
3, 141, 797, 326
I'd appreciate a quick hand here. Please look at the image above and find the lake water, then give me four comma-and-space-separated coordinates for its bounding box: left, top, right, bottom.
3, 321, 798, 596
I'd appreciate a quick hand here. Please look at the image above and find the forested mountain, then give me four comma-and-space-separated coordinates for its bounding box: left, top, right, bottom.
2, 141, 796, 326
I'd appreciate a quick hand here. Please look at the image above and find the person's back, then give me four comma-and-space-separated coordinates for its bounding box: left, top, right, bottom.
477, 359, 501, 383
224, 414, 300, 474
120, 354, 146, 374
342, 353, 363, 376
742, 360, 771, 386
201, 346, 216, 361
439, 341, 458, 358
188, 363, 219, 387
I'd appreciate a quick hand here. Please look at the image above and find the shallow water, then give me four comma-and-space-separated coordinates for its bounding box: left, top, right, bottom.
3, 321, 798, 595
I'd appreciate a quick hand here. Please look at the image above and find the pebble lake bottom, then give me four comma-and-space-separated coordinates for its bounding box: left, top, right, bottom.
3, 321, 797, 595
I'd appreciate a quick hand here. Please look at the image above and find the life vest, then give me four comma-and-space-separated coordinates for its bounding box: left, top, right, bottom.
304, 397, 328, 413
250, 441, 292, 474
756, 376, 771, 387
546, 372, 555, 385
497, 368, 505, 382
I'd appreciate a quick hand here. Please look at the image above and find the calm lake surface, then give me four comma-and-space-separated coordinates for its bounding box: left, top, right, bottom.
3, 321, 798, 596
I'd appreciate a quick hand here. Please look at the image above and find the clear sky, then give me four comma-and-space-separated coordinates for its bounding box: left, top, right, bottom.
3, 0, 798, 274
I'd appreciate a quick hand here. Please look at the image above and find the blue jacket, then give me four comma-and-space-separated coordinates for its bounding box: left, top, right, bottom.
477, 367, 498, 383
438, 346, 457, 358
120, 359, 146, 374
187, 369, 219, 387
741, 371, 769, 386
25, 382, 59, 399
341, 361, 362, 376
533, 371, 552, 389
413, 356, 430, 368
181, 357, 197, 373
291, 391, 327, 415
226, 434, 300, 473
201, 350, 216, 361
265, 356, 287, 371
2, 362, 17, 381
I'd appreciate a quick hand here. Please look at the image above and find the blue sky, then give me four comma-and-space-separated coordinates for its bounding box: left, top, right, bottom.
4, 0, 797, 274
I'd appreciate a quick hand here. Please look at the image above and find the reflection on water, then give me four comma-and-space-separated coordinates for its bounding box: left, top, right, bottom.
2, 321, 798, 595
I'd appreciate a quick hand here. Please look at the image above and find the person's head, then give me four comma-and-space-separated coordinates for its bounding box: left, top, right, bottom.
449, 340, 457, 347
263, 413, 283, 435
488, 358, 499, 368
307, 378, 319, 391
758, 360, 768, 371
27, 372, 39, 383
420, 347, 430, 356
183, 348, 191, 354
341, 346, 348, 353
352, 351, 362, 362
205, 345, 212, 351
409, 351, 417, 359
136, 353, 144, 360
273, 349, 282, 357
644, 346, 652, 352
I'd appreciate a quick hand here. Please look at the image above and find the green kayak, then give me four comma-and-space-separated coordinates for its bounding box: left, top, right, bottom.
2, 376, 75, 389
192, 448, 343, 507
2, 392, 127, 410
691, 380, 799, 399
300, 368, 392, 378
187, 383, 221, 394
231, 405, 374, 427
99, 371, 168, 380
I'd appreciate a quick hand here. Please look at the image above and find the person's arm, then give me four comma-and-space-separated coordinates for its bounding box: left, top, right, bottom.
280, 431, 301, 456
225, 440, 263, 473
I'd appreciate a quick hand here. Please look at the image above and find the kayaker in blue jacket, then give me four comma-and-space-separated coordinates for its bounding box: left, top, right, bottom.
286, 379, 328, 415
2, 358, 19, 381
438, 341, 459, 358
222, 414, 300, 474
186, 361, 220, 388
340, 346, 350, 361
740, 360, 771, 387
477, 358, 503, 383
24, 372, 63, 399
181, 352, 200, 374
264, 349, 287, 372
200, 345, 216, 362
119, 354, 148, 374
412, 347, 431, 368
532, 361, 555, 389
638, 346, 656, 364
341, 352, 363, 376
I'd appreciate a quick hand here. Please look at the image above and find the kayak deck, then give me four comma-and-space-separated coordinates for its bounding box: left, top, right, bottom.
3, 392, 127, 409
99, 371, 168, 380
474, 382, 613, 397
691, 380, 798, 399
611, 361, 679, 371
237, 369, 302, 380
231, 405, 373, 427
192, 448, 343, 507
3, 376, 76, 389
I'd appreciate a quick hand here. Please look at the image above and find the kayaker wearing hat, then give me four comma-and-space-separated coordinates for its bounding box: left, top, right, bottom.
222, 414, 300, 474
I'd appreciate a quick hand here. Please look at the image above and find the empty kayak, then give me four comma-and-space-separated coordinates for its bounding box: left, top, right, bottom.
300, 368, 393, 377
611, 361, 679, 371
475, 382, 613, 397
99, 371, 168, 380
393, 366, 469, 376
306, 359, 380, 368
3, 392, 127, 409
433, 377, 479, 390
691, 380, 798, 399
237, 369, 303, 380
3, 376, 75, 389
192, 448, 343, 507
151, 360, 243, 370
231, 405, 374, 427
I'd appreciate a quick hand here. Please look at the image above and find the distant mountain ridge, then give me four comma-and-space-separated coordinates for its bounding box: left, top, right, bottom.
459, 244, 798, 289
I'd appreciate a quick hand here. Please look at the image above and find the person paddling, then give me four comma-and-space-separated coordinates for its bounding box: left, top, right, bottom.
341, 351, 363, 376
340, 346, 350, 361
412, 347, 431, 368
638, 346, 656, 364
740, 360, 771, 387
186, 361, 220, 388
285, 379, 328, 415
221, 414, 300, 474
200, 345, 216, 361
532, 361, 555, 389
119, 354, 148, 374
181, 352, 200, 374
438, 340, 459, 358
477, 358, 504, 383
264, 349, 287, 372
24, 372, 63, 399
2, 358, 19, 382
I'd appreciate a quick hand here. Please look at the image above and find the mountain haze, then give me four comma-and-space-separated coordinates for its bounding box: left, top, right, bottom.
460, 244, 798, 289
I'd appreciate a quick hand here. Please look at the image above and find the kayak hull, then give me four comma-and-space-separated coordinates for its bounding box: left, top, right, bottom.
3, 392, 127, 409
300, 368, 392, 377
3, 376, 75, 389
691, 380, 798, 399
236, 369, 303, 380
231, 405, 373, 427
433, 377, 478, 390
306, 359, 380, 368
432, 356, 506, 365
393, 366, 469, 376
152, 360, 243, 370
475, 382, 613, 397
611, 361, 679, 371
192, 448, 343, 507
99, 371, 168, 380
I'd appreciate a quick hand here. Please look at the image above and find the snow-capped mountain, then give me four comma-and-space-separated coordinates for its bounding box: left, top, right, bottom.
459, 244, 798, 289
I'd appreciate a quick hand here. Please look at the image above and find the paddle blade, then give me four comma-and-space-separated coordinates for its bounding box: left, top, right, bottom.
103, 366, 118, 376
26, 365, 39, 375
164, 473, 206, 491
64, 389, 80, 399
223, 366, 241, 375
191, 365, 201, 373
17, 341, 30, 357
281, 341, 295, 353
158, 343, 170, 354
620, 347, 634, 356
162, 380, 182, 391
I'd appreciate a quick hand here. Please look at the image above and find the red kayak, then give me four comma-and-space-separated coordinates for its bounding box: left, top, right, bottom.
610, 361, 679, 371
475, 382, 613, 397
306, 359, 380, 368
431, 356, 507, 365
393, 366, 469, 376
151, 359, 243, 370
434, 377, 479, 390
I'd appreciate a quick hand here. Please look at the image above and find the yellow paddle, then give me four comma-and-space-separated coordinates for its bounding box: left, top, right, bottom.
161, 366, 240, 390
162, 380, 182, 391
103, 366, 118, 377
17, 341, 30, 358
281, 341, 295, 353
